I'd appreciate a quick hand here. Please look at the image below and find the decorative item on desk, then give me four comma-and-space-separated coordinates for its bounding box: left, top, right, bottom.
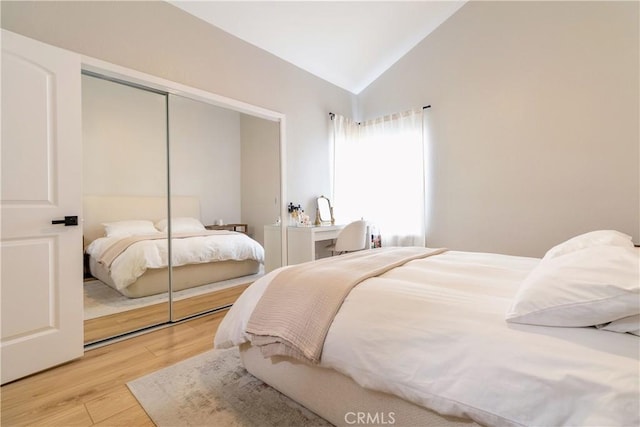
287, 202, 302, 226
300, 212, 311, 226
370, 225, 382, 248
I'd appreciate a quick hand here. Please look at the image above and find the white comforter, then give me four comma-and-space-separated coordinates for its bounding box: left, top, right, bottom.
86, 232, 264, 290
215, 250, 639, 427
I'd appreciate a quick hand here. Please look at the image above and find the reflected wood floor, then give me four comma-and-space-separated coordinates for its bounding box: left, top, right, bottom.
84, 283, 249, 344
1, 310, 226, 426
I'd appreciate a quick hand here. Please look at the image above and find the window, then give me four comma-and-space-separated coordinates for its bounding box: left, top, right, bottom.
332, 108, 426, 246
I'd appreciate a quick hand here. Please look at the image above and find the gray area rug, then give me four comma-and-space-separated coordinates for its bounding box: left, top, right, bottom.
127, 347, 332, 426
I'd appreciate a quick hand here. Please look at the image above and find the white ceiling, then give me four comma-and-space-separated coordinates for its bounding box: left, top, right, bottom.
169, 1, 466, 94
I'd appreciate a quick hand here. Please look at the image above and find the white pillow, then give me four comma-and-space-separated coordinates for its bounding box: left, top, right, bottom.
155, 217, 206, 233
543, 230, 633, 260
597, 314, 640, 336
506, 245, 639, 327
103, 220, 158, 238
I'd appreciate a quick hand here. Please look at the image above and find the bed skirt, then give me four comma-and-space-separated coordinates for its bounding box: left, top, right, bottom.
239, 343, 480, 427
90, 258, 260, 298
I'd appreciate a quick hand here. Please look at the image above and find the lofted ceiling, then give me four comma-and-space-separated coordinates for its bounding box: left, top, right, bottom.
169, 1, 466, 94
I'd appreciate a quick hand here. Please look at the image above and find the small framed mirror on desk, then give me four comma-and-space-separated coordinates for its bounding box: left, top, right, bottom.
316, 195, 335, 225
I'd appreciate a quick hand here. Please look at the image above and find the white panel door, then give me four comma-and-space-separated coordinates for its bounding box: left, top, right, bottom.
1, 30, 83, 384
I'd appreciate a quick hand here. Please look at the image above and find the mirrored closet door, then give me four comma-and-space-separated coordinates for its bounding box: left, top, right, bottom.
82, 73, 170, 344
168, 94, 281, 321
82, 72, 284, 342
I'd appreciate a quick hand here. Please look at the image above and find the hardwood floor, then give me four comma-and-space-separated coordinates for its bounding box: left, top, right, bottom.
84, 301, 169, 344
84, 283, 249, 344
1, 310, 227, 426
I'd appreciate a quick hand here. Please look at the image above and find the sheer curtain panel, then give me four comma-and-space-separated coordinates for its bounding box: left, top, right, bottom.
332, 108, 425, 247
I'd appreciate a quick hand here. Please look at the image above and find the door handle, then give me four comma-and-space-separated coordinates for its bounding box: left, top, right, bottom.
51, 216, 78, 226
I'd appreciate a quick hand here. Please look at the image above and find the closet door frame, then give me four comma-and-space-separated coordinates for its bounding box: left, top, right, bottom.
81, 55, 289, 309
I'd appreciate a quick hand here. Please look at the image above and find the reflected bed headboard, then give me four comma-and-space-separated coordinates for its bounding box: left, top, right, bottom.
83, 195, 200, 245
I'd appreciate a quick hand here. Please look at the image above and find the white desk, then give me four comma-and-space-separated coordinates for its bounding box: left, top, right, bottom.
287, 224, 344, 265
263, 224, 344, 271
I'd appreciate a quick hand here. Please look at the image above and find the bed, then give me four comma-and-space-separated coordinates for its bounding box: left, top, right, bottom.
83, 195, 264, 298
215, 230, 639, 427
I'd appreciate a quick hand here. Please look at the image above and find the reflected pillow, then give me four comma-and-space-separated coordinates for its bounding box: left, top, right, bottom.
155, 217, 206, 233
543, 230, 633, 261
506, 245, 639, 327
103, 220, 158, 238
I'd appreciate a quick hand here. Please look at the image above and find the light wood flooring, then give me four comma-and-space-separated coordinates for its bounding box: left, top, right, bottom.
84, 283, 249, 343
1, 310, 227, 426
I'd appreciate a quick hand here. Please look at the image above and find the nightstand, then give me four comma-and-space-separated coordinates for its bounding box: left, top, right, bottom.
205, 223, 248, 233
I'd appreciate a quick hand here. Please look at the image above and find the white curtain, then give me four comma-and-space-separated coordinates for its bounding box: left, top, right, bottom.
332, 108, 425, 247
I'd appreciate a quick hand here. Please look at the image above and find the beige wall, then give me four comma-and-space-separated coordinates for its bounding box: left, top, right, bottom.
82, 74, 168, 199
168, 95, 242, 225
0, 0, 354, 217
240, 115, 281, 245
359, 1, 639, 256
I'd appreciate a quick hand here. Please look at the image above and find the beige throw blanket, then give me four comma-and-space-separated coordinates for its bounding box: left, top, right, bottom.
97, 230, 235, 268
246, 247, 447, 364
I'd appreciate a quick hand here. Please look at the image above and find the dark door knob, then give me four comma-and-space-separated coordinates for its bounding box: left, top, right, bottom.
52, 216, 78, 226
